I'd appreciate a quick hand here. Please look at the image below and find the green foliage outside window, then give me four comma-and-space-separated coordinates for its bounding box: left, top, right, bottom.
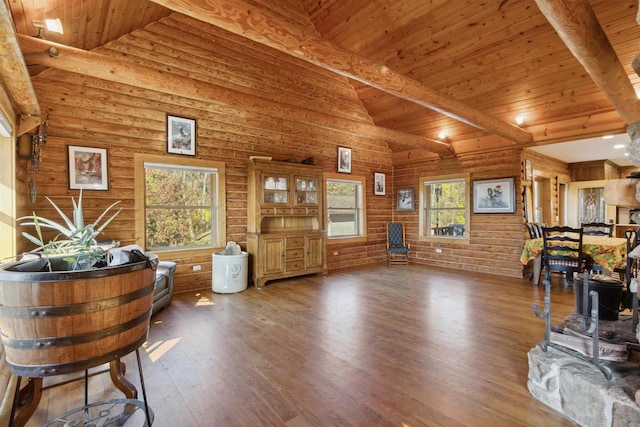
145, 166, 215, 249
428, 181, 466, 236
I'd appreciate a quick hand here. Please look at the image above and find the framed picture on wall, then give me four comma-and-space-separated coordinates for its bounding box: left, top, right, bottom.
473, 177, 515, 213
374, 172, 385, 195
338, 146, 351, 173
68, 145, 109, 191
167, 114, 196, 156
397, 187, 414, 211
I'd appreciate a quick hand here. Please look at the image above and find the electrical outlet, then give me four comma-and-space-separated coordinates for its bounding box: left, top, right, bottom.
192, 265, 202, 271
435, 248, 442, 254
333, 251, 339, 256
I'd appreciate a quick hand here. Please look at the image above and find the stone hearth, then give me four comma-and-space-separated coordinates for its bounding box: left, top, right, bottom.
528, 344, 640, 426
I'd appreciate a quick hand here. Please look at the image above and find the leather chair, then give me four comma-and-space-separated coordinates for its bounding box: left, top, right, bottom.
153, 261, 177, 315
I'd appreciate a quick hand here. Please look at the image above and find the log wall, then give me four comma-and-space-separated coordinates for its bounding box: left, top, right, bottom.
16, 13, 393, 293
393, 147, 570, 277
11, 13, 577, 291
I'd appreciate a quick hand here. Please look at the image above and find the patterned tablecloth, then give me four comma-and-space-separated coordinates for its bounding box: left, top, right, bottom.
520, 235, 628, 271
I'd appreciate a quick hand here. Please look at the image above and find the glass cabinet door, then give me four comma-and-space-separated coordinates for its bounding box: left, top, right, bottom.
263, 175, 288, 204
295, 177, 318, 205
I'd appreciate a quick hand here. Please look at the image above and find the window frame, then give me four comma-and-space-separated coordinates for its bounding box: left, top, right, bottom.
134, 153, 226, 256
324, 172, 367, 243
419, 173, 470, 245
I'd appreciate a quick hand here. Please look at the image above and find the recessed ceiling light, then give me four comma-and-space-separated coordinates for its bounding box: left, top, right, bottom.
602, 135, 614, 140
515, 115, 525, 125
438, 131, 447, 140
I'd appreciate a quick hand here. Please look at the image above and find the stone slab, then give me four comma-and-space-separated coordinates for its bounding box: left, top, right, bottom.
528, 344, 640, 426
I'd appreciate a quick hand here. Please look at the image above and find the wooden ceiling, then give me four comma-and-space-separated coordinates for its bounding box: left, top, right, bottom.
5, 0, 640, 156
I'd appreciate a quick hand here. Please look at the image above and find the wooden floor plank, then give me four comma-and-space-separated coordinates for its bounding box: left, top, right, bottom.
23, 263, 577, 426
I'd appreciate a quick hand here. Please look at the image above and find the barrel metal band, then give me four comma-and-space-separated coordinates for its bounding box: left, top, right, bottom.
6, 334, 149, 377
1, 308, 152, 349
0, 282, 155, 318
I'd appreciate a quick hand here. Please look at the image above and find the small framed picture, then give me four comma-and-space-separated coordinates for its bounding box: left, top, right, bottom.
68, 145, 109, 191
473, 177, 516, 213
167, 114, 196, 156
338, 146, 351, 173
397, 187, 414, 211
374, 172, 385, 195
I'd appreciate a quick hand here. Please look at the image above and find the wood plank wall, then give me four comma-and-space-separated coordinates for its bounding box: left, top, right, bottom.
393, 148, 526, 277
15, 13, 393, 293
11, 13, 578, 291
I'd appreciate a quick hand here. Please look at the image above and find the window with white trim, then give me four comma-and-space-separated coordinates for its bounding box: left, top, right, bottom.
420, 175, 470, 242
326, 177, 365, 238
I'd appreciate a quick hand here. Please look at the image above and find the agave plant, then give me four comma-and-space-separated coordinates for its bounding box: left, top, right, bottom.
19, 190, 121, 270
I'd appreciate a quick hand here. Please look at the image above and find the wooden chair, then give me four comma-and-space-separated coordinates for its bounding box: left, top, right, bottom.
541, 226, 588, 286
387, 223, 410, 265
615, 228, 640, 306
581, 222, 614, 237
525, 222, 546, 239
581, 222, 614, 273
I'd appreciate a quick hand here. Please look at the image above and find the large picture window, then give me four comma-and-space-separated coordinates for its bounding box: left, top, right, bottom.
420, 174, 470, 242
135, 154, 226, 252
326, 176, 365, 239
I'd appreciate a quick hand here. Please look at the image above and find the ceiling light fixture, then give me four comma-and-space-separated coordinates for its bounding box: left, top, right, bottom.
45, 18, 64, 34
32, 18, 64, 38
438, 131, 447, 140
515, 115, 525, 125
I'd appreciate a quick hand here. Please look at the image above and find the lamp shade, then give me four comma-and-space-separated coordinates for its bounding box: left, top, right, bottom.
604, 178, 640, 207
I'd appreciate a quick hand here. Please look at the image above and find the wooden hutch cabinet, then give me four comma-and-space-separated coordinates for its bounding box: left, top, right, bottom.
246, 159, 328, 288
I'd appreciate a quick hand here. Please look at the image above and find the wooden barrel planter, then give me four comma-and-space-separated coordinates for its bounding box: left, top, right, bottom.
0, 255, 157, 377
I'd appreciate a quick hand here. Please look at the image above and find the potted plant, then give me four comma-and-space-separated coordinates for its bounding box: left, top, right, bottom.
0, 191, 158, 380
16, 190, 121, 271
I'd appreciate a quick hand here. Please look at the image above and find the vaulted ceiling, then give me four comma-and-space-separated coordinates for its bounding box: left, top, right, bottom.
4, 0, 640, 158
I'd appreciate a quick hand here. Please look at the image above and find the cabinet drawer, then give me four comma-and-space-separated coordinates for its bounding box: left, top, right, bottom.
286, 248, 304, 259
275, 207, 292, 215
286, 260, 304, 271
286, 237, 305, 248
292, 208, 306, 215
306, 208, 318, 215
260, 207, 275, 216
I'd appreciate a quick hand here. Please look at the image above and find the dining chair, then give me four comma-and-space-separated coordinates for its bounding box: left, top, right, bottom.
581, 222, 614, 237
387, 222, 410, 265
525, 222, 546, 239
541, 226, 588, 286
615, 228, 640, 309
581, 222, 615, 273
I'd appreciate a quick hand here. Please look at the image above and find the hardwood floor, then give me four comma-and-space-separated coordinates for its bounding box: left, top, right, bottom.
23, 263, 578, 426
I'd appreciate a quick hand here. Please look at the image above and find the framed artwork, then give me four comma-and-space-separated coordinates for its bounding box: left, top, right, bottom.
68, 145, 109, 191
167, 114, 196, 156
374, 172, 385, 195
338, 146, 351, 173
473, 177, 516, 213
397, 187, 414, 211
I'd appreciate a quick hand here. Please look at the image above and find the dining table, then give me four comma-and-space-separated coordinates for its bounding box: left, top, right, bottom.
520, 235, 628, 284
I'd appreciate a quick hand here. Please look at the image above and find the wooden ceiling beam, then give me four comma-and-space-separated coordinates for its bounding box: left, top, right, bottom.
149, 0, 532, 144
0, 0, 41, 134
16, 35, 454, 157
535, 0, 640, 125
